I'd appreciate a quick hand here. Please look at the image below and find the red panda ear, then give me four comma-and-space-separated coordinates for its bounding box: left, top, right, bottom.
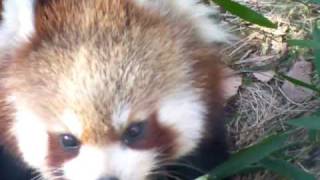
0, 0, 36, 55
134, 0, 234, 43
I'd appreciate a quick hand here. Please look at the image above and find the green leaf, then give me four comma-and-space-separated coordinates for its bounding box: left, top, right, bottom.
229, 165, 264, 176
197, 165, 263, 179
260, 158, 316, 180
308, 129, 320, 142
287, 40, 320, 49
195, 175, 209, 180
205, 133, 290, 180
287, 25, 320, 76
287, 115, 320, 130
278, 73, 320, 94
212, 0, 277, 28
312, 24, 320, 75
308, 0, 320, 4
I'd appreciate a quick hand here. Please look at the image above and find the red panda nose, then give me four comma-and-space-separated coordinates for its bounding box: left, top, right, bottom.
97, 176, 119, 180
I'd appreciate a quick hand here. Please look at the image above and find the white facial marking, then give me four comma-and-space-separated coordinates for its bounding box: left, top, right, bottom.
63, 146, 106, 180
0, 0, 35, 53
159, 89, 206, 157
106, 145, 156, 180
63, 144, 157, 180
61, 109, 83, 137
112, 104, 131, 130
134, 0, 233, 43
11, 103, 48, 169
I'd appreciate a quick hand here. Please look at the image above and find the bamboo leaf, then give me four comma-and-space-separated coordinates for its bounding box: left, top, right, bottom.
308, 129, 320, 142
205, 133, 290, 180
195, 175, 209, 180
261, 158, 316, 180
312, 25, 320, 75
308, 0, 320, 4
287, 40, 320, 48
278, 73, 320, 94
287, 115, 320, 130
212, 0, 277, 28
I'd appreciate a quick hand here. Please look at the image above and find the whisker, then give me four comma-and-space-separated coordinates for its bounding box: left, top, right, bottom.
153, 153, 205, 174
148, 170, 182, 180
36, 167, 64, 180
157, 161, 205, 174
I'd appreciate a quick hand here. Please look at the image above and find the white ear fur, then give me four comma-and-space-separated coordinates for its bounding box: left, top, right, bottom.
158, 88, 206, 157
134, 0, 234, 43
0, 0, 35, 53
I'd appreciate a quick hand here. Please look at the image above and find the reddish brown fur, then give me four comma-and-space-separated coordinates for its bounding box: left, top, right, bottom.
81, 123, 119, 145
191, 45, 225, 135
0, 88, 19, 155
127, 113, 177, 155
0, 0, 227, 174
47, 133, 79, 167
12, 0, 197, 147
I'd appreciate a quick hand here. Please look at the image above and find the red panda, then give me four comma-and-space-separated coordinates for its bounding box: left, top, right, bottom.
0, 0, 232, 180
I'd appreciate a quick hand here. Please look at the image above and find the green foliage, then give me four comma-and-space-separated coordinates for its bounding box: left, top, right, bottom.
308, 0, 320, 4
197, 131, 317, 180
211, 0, 277, 28
278, 73, 320, 94
288, 24, 320, 75
313, 24, 320, 75
206, 133, 291, 179
287, 40, 320, 49
260, 158, 316, 180
287, 115, 320, 130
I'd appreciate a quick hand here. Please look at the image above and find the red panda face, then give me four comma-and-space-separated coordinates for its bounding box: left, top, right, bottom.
7, 66, 206, 180
0, 0, 230, 179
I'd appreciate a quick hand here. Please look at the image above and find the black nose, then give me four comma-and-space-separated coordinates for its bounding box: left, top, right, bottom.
97, 176, 119, 180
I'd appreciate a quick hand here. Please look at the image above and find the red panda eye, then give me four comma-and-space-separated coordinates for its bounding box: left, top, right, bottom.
122, 122, 146, 146
59, 134, 80, 150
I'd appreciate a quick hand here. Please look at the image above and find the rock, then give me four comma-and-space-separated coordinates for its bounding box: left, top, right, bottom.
281, 60, 314, 103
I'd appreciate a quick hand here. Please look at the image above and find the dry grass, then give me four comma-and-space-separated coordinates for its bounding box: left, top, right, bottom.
215, 0, 320, 179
